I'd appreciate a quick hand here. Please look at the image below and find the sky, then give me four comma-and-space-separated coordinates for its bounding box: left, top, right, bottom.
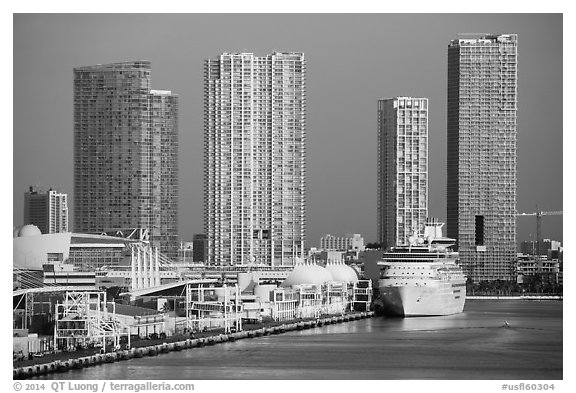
12, 13, 563, 246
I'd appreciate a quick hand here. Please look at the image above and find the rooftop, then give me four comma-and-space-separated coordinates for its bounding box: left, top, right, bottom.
74, 60, 151, 71
106, 303, 164, 317
450, 33, 517, 46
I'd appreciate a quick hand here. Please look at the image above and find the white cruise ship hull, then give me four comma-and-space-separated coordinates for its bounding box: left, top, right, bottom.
378, 283, 466, 317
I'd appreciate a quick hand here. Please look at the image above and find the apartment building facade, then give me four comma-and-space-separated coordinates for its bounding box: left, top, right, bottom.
24, 186, 68, 234
447, 34, 518, 282
378, 97, 429, 249
73, 61, 179, 257
204, 52, 306, 266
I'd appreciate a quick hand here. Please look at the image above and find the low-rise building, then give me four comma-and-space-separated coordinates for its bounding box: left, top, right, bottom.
192, 234, 208, 262
42, 263, 96, 290
319, 233, 365, 252
516, 253, 561, 284
111, 304, 168, 338
520, 239, 562, 257
309, 250, 345, 264
13, 225, 142, 272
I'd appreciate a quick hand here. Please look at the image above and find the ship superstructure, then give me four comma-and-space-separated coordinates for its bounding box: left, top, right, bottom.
376, 219, 466, 316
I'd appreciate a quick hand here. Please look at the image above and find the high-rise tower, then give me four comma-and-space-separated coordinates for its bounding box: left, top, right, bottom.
447, 34, 518, 282
378, 97, 429, 249
24, 186, 68, 234
204, 52, 306, 266
73, 61, 179, 257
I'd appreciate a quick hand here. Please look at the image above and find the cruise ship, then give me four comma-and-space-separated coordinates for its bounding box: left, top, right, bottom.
375, 220, 466, 317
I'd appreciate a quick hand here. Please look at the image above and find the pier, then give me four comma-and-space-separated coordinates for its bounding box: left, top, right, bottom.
13, 311, 374, 379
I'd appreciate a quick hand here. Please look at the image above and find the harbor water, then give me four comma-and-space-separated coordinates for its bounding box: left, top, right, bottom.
36, 300, 562, 380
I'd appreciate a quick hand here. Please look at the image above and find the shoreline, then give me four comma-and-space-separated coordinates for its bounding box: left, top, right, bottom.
466, 295, 562, 300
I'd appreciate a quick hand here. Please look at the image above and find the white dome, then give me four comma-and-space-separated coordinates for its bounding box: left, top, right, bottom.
17, 224, 42, 237
326, 262, 359, 283
280, 263, 334, 287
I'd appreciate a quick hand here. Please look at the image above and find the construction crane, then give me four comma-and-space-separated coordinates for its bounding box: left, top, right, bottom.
517, 207, 563, 255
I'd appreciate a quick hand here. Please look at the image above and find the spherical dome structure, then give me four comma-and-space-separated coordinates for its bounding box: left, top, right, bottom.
17, 224, 42, 237
280, 262, 334, 287
325, 262, 359, 283
310, 264, 334, 282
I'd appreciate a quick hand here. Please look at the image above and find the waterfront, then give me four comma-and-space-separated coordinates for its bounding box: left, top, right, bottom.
35, 300, 562, 380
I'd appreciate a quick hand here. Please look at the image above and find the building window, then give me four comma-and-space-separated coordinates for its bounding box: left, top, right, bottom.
475, 215, 484, 246
47, 253, 64, 262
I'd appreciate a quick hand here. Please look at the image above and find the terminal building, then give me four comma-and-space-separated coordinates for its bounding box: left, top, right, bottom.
13, 224, 183, 292
13, 225, 372, 358
13, 224, 140, 274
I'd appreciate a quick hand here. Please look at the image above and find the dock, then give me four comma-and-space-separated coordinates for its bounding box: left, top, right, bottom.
13, 311, 375, 379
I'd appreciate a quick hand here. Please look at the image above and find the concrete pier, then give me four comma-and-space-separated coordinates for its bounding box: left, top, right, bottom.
13, 311, 374, 379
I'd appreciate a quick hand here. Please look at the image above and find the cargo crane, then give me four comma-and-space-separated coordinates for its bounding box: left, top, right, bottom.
517, 207, 563, 255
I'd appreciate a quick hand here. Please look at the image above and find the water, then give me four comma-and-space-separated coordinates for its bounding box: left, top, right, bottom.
37, 300, 562, 380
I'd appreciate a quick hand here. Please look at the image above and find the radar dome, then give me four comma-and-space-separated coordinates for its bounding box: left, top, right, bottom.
280, 262, 333, 287
326, 262, 359, 283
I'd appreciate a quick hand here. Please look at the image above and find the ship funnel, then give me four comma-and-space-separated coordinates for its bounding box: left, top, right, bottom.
424, 218, 445, 240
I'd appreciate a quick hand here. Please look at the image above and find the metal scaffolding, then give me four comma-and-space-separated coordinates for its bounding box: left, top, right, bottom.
352, 280, 373, 311
184, 283, 242, 334
53, 291, 130, 352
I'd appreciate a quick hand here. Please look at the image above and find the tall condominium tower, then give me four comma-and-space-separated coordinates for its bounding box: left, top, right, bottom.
378, 97, 429, 249
73, 61, 179, 257
204, 52, 306, 266
447, 34, 518, 282
24, 186, 69, 234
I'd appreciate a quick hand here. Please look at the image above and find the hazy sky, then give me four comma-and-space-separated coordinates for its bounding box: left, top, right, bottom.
12, 13, 563, 245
